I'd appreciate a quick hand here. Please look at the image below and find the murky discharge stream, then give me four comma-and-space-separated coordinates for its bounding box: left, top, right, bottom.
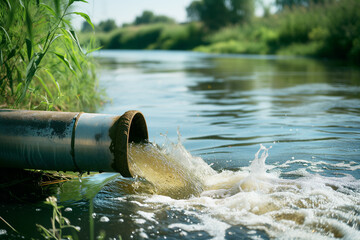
127, 141, 360, 239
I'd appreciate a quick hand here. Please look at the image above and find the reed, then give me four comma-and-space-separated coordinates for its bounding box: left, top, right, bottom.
37, 196, 79, 240
0, 0, 104, 111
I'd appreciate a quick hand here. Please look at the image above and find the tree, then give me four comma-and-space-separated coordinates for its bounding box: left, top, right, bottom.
133, 10, 175, 25
186, 0, 254, 30
153, 15, 175, 24
81, 21, 93, 32
97, 19, 117, 32
134, 11, 155, 25
228, 0, 255, 24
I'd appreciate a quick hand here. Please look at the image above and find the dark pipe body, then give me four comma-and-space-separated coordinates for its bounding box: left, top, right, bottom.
0, 110, 148, 177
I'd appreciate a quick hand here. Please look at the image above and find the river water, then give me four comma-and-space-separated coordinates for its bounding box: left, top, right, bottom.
1, 50, 360, 239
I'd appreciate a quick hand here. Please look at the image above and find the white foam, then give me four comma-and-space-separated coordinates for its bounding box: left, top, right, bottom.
169, 214, 230, 240
134, 219, 146, 224
278, 159, 360, 172
128, 142, 360, 239
137, 211, 159, 224
139, 228, 148, 239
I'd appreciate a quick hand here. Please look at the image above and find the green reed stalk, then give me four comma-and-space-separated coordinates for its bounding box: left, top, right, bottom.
0, 0, 103, 111
36, 196, 79, 240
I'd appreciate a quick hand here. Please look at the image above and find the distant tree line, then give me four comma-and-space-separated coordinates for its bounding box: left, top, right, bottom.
78, 0, 360, 63
186, 0, 338, 30
81, 10, 175, 32
82, 0, 343, 33
132, 10, 175, 26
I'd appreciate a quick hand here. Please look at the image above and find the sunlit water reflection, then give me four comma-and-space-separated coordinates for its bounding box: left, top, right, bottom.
1, 50, 359, 239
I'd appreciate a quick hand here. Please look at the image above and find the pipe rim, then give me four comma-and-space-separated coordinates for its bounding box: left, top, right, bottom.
112, 110, 148, 177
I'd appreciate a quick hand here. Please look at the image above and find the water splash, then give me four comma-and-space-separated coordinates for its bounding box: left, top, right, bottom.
78, 172, 84, 183
128, 139, 215, 199
249, 144, 272, 175
126, 140, 360, 239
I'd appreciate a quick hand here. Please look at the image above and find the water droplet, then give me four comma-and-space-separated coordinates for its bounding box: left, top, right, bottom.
78, 172, 83, 183
0, 229, 7, 235
64, 207, 72, 212
92, 213, 96, 218
100, 216, 110, 222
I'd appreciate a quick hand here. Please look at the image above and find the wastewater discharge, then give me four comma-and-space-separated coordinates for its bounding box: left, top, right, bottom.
127, 141, 360, 239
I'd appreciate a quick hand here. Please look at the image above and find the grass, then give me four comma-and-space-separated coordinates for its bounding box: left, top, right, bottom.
37, 196, 80, 240
0, 0, 105, 112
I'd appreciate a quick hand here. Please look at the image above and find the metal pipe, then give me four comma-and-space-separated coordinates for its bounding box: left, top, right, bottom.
0, 110, 148, 177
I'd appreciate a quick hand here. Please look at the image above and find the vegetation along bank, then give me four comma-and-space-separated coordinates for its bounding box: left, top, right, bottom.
0, 0, 104, 111
80, 0, 360, 63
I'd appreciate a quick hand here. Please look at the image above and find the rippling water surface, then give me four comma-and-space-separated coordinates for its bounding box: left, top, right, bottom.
1, 50, 359, 239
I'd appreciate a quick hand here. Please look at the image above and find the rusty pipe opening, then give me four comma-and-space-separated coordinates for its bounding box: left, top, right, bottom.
111, 111, 149, 177
0, 110, 148, 177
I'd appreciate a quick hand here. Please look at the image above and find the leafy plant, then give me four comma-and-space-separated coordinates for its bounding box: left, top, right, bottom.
37, 196, 79, 240
0, 0, 103, 111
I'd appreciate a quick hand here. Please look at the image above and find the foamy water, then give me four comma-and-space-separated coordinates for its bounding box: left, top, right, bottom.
127, 141, 360, 239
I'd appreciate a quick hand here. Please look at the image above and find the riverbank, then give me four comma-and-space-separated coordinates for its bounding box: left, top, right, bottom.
79, 0, 360, 63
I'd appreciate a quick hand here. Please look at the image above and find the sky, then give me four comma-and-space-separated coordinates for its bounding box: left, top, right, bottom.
72, 0, 274, 30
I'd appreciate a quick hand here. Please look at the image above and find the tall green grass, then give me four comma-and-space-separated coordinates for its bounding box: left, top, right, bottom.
0, 0, 104, 111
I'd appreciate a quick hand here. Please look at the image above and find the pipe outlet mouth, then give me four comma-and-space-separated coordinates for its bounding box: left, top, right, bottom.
111, 111, 148, 177
0, 110, 148, 177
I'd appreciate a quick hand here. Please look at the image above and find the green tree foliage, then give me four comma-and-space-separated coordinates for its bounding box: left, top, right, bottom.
77, 0, 359, 63
321, 0, 360, 62
275, 0, 334, 9
82, 19, 117, 33
97, 19, 117, 32
194, 0, 360, 63
0, 0, 103, 111
133, 10, 175, 25
82, 22, 205, 50
81, 20, 93, 32
186, 0, 254, 30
